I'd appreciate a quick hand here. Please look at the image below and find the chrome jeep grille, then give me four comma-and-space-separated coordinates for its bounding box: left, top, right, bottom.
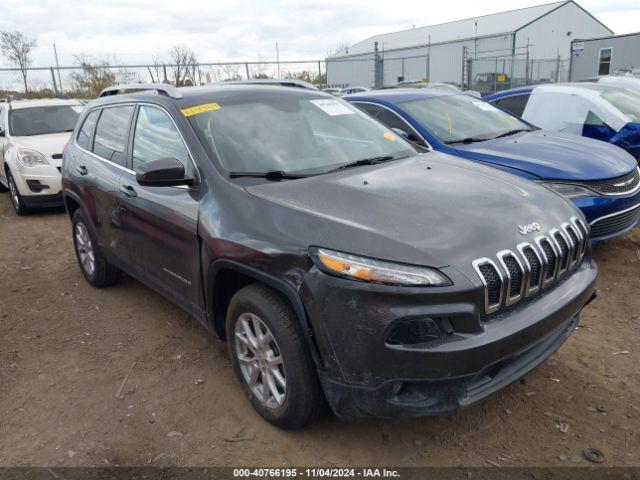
473, 216, 589, 315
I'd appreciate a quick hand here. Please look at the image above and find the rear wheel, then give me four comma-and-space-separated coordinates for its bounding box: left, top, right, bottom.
7, 171, 30, 215
72, 209, 121, 287
226, 284, 324, 429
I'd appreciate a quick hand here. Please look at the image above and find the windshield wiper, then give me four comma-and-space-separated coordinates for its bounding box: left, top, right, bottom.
492, 128, 530, 139
228, 170, 313, 180
326, 155, 396, 173
444, 137, 487, 145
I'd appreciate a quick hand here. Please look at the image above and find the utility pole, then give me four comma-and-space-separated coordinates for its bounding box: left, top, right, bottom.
50, 67, 58, 96
276, 42, 280, 77
53, 43, 63, 92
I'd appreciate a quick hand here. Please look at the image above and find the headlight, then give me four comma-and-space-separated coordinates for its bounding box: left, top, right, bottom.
17, 148, 49, 167
540, 182, 594, 199
310, 247, 451, 286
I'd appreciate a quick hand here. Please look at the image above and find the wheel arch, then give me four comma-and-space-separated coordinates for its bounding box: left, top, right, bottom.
206, 259, 323, 367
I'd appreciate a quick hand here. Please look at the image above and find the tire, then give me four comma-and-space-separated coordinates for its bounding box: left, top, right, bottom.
71, 209, 121, 287
7, 171, 30, 215
226, 283, 325, 429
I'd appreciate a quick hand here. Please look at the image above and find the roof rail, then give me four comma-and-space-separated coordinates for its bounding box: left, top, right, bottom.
222, 79, 319, 90
98, 83, 183, 99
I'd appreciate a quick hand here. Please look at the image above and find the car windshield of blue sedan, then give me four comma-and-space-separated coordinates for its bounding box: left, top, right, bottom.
189, 95, 415, 175
601, 89, 640, 123
400, 94, 532, 144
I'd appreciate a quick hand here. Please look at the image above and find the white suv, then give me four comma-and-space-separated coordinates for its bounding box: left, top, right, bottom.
0, 98, 83, 215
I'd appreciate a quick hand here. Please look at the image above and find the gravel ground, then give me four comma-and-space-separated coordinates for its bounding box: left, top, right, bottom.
0, 194, 638, 468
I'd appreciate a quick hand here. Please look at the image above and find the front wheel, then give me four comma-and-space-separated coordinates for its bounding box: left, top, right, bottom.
226, 284, 324, 429
7, 171, 30, 215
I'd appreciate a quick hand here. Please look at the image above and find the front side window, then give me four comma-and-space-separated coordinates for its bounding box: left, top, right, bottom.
132, 106, 190, 171
598, 48, 612, 76
492, 94, 530, 117
188, 94, 415, 174
76, 110, 100, 150
9, 105, 81, 136
357, 105, 427, 147
92, 106, 134, 166
400, 94, 530, 144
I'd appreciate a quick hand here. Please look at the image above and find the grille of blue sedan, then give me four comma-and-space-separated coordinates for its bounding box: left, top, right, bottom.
585, 168, 640, 195
473, 217, 588, 315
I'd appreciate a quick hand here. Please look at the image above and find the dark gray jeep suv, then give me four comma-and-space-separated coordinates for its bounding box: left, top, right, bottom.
62, 83, 597, 428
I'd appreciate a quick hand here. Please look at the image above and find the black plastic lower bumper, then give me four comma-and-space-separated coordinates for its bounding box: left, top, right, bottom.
321, 312, 580, 420
22, 193, 64, 208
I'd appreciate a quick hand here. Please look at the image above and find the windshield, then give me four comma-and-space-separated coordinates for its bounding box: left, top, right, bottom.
9, 105, 82, 136
188, 94, 415, 174
601, 89, 640, 123
400, 94, 530, 143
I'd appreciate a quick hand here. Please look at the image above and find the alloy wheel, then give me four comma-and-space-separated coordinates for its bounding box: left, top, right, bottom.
75, 221, 96, 277
8, 176, 20, 211
234, 312, 287, 409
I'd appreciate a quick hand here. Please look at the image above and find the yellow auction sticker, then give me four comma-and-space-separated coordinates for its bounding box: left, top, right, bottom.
181, 103, 221, 117
384, 131, 397, 142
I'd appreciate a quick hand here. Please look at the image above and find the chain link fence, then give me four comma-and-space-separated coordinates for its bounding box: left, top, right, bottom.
0, 60, 327, 98
1, 52, 571, 98
467, 55, 570, 95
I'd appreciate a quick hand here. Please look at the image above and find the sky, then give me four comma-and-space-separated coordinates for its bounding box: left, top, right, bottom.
0, 0, 638, 69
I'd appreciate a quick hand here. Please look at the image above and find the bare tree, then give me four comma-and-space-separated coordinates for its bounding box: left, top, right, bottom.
168, 45, 198, 86
147, 55, 165, 83
0, 31, 37, 93
69, 54, 116, 98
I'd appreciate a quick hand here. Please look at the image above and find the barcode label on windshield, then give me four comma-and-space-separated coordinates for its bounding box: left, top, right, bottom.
310, 99, 355, 116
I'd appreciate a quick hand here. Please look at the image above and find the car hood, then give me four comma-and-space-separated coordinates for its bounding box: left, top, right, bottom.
12, 132, 72, 160
244, 153, 580, 271
453, 130, 636, 181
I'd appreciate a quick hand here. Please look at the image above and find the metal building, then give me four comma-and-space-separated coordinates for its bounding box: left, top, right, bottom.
326, 0, 612, 89
569, 32, 640, 80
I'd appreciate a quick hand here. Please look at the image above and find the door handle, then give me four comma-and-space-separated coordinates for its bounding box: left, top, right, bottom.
119, 184, 138, 198
76, 165, 88, 175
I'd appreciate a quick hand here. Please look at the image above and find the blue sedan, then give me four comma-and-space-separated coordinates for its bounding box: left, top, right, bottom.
344, 89, 640, 242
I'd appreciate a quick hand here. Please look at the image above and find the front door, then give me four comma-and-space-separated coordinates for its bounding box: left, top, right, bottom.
117, 104, 202, 308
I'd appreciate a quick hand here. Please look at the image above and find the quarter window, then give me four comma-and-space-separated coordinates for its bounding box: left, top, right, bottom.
132, 106, 189, 171
92, 106, 134, 167
598, 48, 612, 76
76, 110, 100, 150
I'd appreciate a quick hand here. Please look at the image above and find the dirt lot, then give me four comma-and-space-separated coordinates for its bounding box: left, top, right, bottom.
0, 193, 638, 468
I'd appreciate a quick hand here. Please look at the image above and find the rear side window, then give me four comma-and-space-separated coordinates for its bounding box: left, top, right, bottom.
132, 106, 189, 171
492, 94, 530, 117
76, 110, 100, 150
92, 106, 134, 166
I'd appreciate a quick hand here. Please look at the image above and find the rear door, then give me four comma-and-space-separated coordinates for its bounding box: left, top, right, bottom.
117, 104, 202, 308
75, 105, 134, 265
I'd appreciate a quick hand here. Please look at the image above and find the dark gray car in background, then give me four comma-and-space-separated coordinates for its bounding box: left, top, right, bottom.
61, 84, 597, 428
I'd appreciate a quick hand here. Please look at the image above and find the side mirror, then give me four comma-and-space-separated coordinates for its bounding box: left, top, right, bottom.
135, 157, 192, 187
0, 128, 5, 137
391, 127, 409, 140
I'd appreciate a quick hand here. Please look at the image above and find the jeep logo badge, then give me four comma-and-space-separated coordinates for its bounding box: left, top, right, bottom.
518, 222, 541, 235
